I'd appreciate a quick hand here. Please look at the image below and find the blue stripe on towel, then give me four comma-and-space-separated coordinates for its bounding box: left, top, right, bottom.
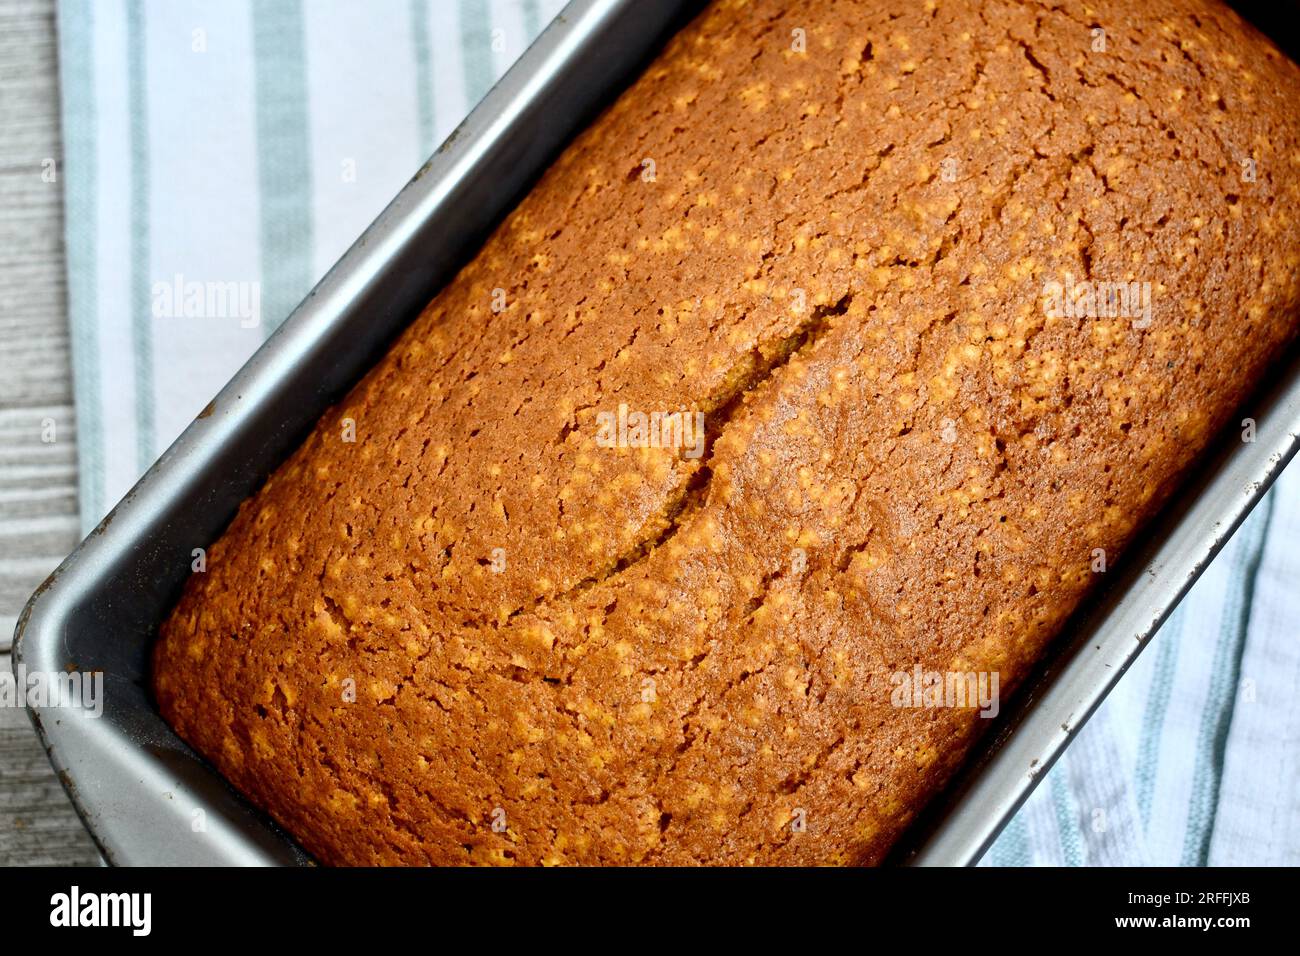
1181, 493, 1276, 864
1049, 763, 1085, 865
59, 0, 103, 533
986, 806, 1033, 867
1135, 603, 1185, 825
460, 0, 496, 106
410, 0, 436, 159
522, 0, 543, 42
252, 0, 314, 337
127, 0, 154, 473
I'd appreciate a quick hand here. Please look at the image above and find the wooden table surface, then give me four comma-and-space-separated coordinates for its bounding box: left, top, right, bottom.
0, 0, 100, 866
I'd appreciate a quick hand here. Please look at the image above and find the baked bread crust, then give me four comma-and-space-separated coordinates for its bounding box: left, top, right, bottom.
154, 0, 1300, 864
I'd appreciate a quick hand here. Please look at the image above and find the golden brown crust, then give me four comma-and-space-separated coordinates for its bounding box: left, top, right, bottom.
153, 0, 1300, 865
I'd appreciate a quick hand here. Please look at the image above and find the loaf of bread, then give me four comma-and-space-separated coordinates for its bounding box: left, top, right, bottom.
153, 0, 1300, 865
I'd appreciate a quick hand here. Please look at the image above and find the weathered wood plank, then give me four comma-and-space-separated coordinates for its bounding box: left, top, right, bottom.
0, 669, 100, 866
0, 0, 96, 863
0, 0, 79, 653
0, 0, 62, 174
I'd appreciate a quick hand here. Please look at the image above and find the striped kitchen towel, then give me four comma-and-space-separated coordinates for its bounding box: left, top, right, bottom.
57, 0, 567, 530
56, 0, 1300, 866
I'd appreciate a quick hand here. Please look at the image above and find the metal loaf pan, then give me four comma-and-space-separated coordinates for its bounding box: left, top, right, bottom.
14, 0, 1300, 866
